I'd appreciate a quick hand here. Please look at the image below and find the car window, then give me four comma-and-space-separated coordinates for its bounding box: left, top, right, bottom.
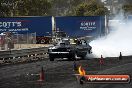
60, 43, 65, 46
81, 40, 87, 45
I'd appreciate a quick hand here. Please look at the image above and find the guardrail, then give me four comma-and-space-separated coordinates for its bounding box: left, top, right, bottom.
0, 47, 49, 65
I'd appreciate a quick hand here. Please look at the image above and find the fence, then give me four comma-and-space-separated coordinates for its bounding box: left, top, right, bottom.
13, 32, 36, 44
0, 32, 36, 50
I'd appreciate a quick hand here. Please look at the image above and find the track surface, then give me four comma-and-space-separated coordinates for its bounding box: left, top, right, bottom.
0, 56, 132, 88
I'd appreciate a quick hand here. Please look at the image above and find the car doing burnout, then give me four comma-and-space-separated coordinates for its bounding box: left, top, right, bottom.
48, 39, 92, 61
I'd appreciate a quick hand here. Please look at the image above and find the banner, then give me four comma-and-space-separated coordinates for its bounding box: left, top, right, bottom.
56, 16, 105, 37
0, 17, 52, 36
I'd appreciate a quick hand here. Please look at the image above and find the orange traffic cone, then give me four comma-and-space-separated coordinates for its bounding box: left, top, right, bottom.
38, 67, 44, 82
119, 52, 122, 60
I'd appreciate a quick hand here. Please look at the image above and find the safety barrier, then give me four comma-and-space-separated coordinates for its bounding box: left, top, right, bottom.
0, 47, 48, 65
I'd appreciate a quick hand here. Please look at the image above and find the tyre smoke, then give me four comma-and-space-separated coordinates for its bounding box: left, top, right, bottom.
89, 17, 132, 58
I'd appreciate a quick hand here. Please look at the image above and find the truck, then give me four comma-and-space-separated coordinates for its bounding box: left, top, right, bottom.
0, 16, 53, 44
55, 16, 105, 38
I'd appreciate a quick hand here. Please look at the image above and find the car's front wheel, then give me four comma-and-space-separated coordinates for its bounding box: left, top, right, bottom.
49, 58, 54, 61
68, 53, 77, 61
49, 54, 54, 61
81, 54, 87, 59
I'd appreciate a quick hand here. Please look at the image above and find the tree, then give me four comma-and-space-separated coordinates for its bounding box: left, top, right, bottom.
16, 0, 52, 16
50, 0, 83, 16
51, 0, 68, 16
0, 0, 10, 17
0, 0, 109, 17
0, 0, 52, 17
125, 0, 132, 4
122, 4, 132, 15
94, 6, 109, 16
75, 0, 109, 16
75, 3, 87, 16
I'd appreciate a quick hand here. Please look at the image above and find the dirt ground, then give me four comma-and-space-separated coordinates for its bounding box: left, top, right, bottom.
0, 56, 132, 88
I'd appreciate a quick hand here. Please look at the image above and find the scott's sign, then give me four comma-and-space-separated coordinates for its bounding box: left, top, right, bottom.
0, 22, 22, 28
0, 20, 29, 32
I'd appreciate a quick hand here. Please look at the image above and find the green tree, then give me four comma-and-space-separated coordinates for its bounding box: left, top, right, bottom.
125, 0, 132, 4
94, 6, 109, 16
50, 0, 83, 16
75, 3, 87, 16
0, 0, 52, 17
16, 0, 52, 16
122, 4, 132, 15
51, 0, 68, 16
0, 0, 10, 17
75, 0, 109, 16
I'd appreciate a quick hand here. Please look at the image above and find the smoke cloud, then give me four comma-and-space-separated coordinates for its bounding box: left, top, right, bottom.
89, 16, 132, 58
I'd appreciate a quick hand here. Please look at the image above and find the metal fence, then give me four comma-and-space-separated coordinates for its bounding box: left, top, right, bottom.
13, 33, 36, 44
0, 32, 36, 50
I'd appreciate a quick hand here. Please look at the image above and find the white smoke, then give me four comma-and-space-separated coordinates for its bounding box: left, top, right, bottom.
89, 17, 132, 58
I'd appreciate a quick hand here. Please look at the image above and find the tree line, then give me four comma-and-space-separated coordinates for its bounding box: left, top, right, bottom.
0, 0, 132, 17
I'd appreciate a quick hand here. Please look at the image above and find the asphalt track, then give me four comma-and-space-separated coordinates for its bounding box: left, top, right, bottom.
0, 56, 132, 88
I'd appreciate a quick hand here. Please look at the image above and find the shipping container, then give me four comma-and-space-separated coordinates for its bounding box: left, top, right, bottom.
128, 15, 132, 21
0, 16, 52, 36
55, 16, 105, 38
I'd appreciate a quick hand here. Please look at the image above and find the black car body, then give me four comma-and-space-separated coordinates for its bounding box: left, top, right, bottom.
48, 39, 92, 61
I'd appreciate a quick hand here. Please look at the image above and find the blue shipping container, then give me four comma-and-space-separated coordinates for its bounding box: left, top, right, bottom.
55, 16, 105, 37
0, 16, 52, 36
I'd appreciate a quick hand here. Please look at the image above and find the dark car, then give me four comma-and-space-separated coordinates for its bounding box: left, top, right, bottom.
48, 42, 75, 61
48, 39, 92, 61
